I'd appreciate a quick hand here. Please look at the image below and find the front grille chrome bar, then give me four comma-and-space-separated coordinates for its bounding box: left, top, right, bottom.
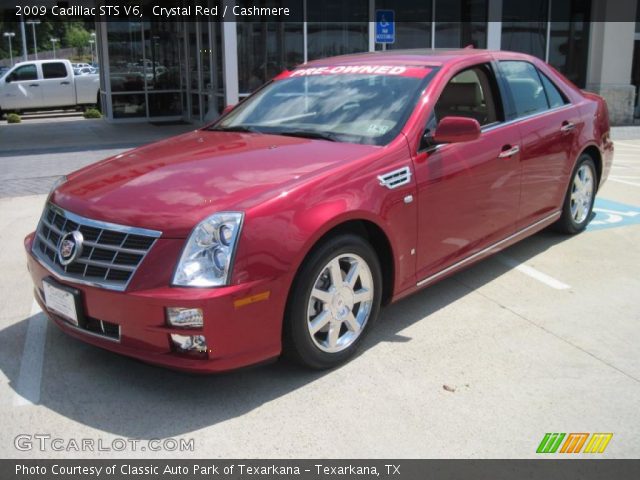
32, 203, 162, 291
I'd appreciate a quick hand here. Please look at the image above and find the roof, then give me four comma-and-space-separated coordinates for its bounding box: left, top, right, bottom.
304, 48, 497, 68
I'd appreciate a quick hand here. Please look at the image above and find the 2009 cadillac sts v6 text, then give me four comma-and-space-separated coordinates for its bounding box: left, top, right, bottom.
25, 49, 613, 372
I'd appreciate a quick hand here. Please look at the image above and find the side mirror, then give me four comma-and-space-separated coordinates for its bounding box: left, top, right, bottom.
5, 75, 13, 83
433, 116, 481, 144
222, 104, 235, 115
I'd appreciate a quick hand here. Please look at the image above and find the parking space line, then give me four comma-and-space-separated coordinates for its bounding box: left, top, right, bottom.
614, 141, 640, 148
496, 255, 571, 290
13, 300, 47, 407
609, 178, 640, 187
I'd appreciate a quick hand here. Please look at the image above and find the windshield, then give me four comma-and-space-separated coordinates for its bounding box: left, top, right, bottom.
212, 67, 435, 146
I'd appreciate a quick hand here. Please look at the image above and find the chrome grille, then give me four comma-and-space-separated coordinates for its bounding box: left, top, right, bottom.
33, 203, 161, 291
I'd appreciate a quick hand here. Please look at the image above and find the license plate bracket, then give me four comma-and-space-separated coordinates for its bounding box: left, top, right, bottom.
42, 278, 86, 328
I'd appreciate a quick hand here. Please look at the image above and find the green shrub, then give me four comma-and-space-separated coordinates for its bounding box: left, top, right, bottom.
6, 113, 21, 123
83, 108, 102, 119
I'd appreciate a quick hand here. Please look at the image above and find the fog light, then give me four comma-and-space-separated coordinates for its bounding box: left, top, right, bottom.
170, 334, 207, 354
166, 307, 203, 328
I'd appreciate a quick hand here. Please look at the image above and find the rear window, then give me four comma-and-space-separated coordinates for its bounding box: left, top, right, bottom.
539, 72, 567, 109
42, 62, 68, 79
499, 61, 549, 118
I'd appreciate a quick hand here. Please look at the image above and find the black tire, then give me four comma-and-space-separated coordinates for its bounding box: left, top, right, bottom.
554, 154, 597, 234
283, 234, 382, 369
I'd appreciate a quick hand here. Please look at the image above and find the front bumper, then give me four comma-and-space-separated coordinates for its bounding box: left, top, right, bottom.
25, 232, 286, 373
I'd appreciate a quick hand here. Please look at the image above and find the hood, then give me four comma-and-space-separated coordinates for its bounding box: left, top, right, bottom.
52, 130, 376, 237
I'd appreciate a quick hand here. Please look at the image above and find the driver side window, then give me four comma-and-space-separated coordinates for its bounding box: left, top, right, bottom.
10, 64, 37, 82
434, 65, 501, 127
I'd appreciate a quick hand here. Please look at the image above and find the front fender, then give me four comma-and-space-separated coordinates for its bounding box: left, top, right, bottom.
234, 142, 418, 300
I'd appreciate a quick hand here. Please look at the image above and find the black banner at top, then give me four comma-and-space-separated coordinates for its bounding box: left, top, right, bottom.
0, 0, 638, 23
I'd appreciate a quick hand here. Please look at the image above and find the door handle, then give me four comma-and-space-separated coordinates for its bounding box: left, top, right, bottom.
28, 84, 39, 87
498, 145, 520, 158
560, 121, 575, 132
60, 81, 70, 85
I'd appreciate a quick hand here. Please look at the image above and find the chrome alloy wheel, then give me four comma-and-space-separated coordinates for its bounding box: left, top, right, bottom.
306, 253, 374, 353
570, 164, 594, 224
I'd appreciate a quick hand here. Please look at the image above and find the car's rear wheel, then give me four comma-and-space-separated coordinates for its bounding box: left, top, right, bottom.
554, 154, 597, 234
284, 234, 382, 369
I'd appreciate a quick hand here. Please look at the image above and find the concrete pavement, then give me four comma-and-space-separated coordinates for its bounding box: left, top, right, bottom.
0, 118, 195, 198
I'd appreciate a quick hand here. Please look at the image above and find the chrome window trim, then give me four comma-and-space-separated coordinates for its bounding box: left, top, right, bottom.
32, 203, 162, 292
418, 101, 573, 154
481, 103, 574, 134
416, 211, 561, 288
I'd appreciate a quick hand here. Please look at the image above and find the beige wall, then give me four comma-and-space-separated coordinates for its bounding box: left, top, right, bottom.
586, 0, 638, 124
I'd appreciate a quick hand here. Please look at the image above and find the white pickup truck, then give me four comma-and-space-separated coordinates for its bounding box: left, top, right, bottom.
0, 59, 99, 115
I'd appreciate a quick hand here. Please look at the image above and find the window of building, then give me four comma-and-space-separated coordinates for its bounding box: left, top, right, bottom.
548, 0, 590, 88
435, 0, 487, 48
42, 62, 68, 79
499, 61, 549, 117
307, 1, 368, 61
107, 21, 146, 118
434, 64, 500, 126
237, 0, 304, 95
10, 64, 37, 81
539, 71, 567, 109
375, 0, 432, 49
501, 0, 547, 59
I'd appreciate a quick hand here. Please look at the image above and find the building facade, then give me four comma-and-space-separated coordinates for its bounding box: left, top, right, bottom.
95, 0, 640, 125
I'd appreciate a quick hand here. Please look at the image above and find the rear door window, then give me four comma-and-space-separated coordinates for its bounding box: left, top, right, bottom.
499, 61, 549, 117
42, 62, 68, 79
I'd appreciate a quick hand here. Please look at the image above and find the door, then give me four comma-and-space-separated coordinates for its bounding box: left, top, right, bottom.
414, 63, 522, 280
498, 61, 580, 229
40, 62, 75, 107
2, 63, 43, 110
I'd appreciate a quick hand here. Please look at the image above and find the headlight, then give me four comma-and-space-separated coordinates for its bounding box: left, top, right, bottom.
172, 212, 243, 287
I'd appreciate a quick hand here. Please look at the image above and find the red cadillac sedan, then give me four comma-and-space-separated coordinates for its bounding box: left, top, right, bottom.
25, 49, 613, 372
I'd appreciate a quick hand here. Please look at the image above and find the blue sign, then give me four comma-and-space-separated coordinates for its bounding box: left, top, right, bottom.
375, 10, 395, 44
587, 198, 640, 231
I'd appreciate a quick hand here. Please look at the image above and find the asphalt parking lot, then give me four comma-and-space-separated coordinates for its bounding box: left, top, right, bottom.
0, 121, 639, 459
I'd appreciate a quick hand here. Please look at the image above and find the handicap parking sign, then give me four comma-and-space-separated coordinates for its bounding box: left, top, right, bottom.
375, 10, 395, 44
587, 198, 640, 231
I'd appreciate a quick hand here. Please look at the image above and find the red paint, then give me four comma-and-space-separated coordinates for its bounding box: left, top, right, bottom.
25, 50, 613, 372
433, 116, 481, 144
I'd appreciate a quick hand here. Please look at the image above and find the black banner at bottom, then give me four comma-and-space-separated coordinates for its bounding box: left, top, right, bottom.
2, 460, 640, 480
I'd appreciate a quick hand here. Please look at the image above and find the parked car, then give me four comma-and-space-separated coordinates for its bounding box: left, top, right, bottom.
25, 49, 613, 372
0, 66, 9, 78
74, 66, 97, 76
0, 59, 99, 114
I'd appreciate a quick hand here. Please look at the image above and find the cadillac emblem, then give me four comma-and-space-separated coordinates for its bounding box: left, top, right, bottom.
58, 230, 84, 266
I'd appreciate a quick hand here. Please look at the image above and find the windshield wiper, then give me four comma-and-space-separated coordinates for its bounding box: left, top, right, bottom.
208, 125, 261, 133
275, 130, 338, 142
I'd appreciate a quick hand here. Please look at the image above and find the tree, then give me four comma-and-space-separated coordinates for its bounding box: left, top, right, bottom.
65, 23, 91, 56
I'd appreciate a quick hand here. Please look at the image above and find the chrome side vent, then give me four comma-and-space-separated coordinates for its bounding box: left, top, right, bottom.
378, 166, 412, 190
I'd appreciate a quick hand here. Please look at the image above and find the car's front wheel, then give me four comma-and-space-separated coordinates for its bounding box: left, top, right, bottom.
554, 154, 597, 234
284, 234, 382, 369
